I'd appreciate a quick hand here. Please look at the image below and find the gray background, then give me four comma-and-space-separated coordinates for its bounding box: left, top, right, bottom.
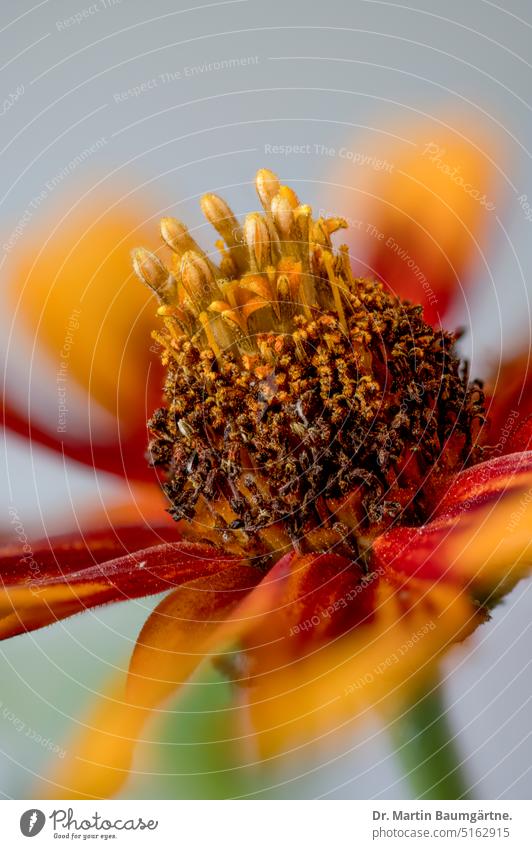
1, 0, 532, 798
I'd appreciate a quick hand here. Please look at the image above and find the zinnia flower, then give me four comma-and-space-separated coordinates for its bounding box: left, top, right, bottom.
2, 159, 532, 800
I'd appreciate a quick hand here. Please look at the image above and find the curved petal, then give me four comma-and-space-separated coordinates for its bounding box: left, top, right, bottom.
39, 681, 151, 800
40, 564, 261, 800
5, 192, 163, 480
39, 550, 372, 797
436, 451, 532, 519
125, 549, 368, 710
216, 551, 375, 678
0, 528, 241, 639
373, 451, 532, 597
334, 120, 502, 324
244, 574, 479, 757
127, 564, 262, 708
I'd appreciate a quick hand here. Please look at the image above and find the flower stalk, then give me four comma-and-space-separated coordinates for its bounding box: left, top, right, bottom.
390, 680, 471, 800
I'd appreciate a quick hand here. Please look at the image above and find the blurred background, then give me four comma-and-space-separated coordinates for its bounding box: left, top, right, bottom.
1, 0, 532, 798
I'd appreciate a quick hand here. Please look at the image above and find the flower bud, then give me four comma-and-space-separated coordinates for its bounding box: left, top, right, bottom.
271, 193, 294, 237
180, 250, 215, 310
255, 168, 280, 210
160, 217, 195, 253
201, 193, 242, 248
244, 213, 270, 271
131, 247, 176, 303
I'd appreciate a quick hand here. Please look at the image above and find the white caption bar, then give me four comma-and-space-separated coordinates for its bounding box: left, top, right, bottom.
2, 799, 529, 847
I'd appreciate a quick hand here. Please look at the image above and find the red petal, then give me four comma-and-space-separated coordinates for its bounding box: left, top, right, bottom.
373, 451, 532, 594
2, 400, 154, 482
0, 528, 242, 639
507, 416, 532, 454
0, 522, 181, 586
208, 550, 376, 681
436, 451, 532, 520
482, 351, 532, 454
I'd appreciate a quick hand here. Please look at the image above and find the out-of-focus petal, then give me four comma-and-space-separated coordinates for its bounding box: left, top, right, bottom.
41, 564, 261, 800
2, 399, 153, 481
373, 451, 532, 597
40, 681, 149, 800
217, 551, 374, 677
5, 192, 163, 480
244, 575, 478, 757
334, 120, 502, 324
0, 531, 242, 639
81, 483, 170, 530
8, 194, 157, 414
47, 550, 375, 797
127, 564, 262, 708
483, 351, 532, 454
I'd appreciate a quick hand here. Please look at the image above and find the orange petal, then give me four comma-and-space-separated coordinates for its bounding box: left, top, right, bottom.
41, 565, 260, 800
39, 681, 149, 800
81, 482, 170, 530
373, 451, 532, 596
127, 564, 261, 708
0, 581, 110, 641
99, 550, 367, 770
239, 552, 374, 671
217, 551, 373, 678
245, 574, 479, 757
9, 189, 159, 440
334, 119, 503, 324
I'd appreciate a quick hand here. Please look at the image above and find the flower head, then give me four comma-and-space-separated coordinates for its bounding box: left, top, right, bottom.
133, 169, 485, 561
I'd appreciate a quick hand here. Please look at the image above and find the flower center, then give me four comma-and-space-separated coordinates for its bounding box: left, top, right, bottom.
132, 169, 485, 563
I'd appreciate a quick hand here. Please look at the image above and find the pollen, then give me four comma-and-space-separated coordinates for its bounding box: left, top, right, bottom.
132, 169, 486, 563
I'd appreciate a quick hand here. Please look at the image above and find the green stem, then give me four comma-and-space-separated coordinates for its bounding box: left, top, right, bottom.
390, 682, 471, 799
